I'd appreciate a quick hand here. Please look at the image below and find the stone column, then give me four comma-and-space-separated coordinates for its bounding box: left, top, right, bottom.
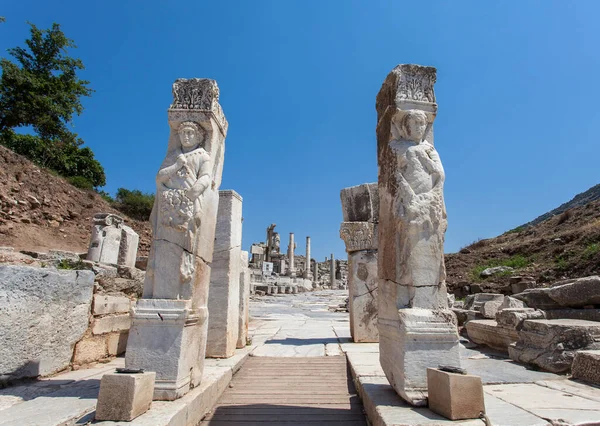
330, 253, 336, 289
287, 232, 296, 278
313, 261, 319, 284
206, 190, 243, 358
376, 64, 460, 406
304, 236, 312, 279
125, 78, 227, 401
340, 183, 379, 343
237, 250, 250, 349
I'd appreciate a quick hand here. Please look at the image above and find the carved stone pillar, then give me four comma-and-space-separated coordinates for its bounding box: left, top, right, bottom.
304, 236, 312, 279
330, 253, 336, 289
287, 233, 296, 278
340, 183, 379, 343
125, 78, 227, 401
376, 64, 460, 406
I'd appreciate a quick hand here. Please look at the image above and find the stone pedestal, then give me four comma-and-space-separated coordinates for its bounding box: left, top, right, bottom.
206, 190, 243, 358
237, 250, 250, 349
125, 299, 206, 400
376, 64, 460, 406
125, 78, 227, 401
427, 368, 484, 420
339, 184, 380, 343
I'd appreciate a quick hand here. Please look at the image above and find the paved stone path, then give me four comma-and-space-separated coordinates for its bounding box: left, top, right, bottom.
201, 356, 367, 426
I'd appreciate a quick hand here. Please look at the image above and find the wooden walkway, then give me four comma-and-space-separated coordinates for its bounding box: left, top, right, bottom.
200, 356, 367, 426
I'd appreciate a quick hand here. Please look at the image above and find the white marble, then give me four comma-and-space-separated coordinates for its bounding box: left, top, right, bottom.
237, 251, 250, 349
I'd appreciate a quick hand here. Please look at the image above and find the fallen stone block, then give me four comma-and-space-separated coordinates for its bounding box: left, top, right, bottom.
95, 371, 155, 421
495, 308, 544, 330
480, 266, 513, 277
0, 265, 95, 379
92, 314, 131, 335
464, 293, 504, 312
481, 300, 503, 319
427, 368, 485, 420
571, 350, 600, 385
509, 319, 600, 373
548, 276, 600, 307
500, 295, 527, 310
513, 288, 562, 310
545, 308, 600, 322
465, 320, 519, 353
73, 335, 108, 364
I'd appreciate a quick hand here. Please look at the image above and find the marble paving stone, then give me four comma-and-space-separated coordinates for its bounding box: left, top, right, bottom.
535, 379, 600, 403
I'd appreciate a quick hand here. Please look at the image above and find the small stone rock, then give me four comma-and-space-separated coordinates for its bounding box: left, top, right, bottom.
480, 266, 514, 277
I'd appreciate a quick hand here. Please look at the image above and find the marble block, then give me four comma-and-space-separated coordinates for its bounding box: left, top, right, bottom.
118, 225, 139, 269
206, 190, 242, 358
95, 371, 155, 421
347, 250, 378, 342
339, 221, 378, 252
340, 183, 379, 223
572, 350, 600, 385
427, 368, 484, 420
124, 299, 207, 400
237, 250, 250, 349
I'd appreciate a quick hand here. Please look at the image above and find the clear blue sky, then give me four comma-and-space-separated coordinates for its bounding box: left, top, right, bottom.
2, 1, 599, 260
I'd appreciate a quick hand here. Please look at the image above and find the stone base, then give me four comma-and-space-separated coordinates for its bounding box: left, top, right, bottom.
465, 320, 519, 353
348, 250, 379, 343
427, 368, 484, 420
95, 372, 155, 421
378, 308, 461, 406
124, 299, 207, 400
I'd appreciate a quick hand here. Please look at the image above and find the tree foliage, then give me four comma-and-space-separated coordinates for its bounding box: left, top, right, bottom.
113, 188, 155, 221
0, 22, 105, 187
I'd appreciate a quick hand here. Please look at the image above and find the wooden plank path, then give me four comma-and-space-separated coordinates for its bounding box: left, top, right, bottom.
200, 356, 367, 426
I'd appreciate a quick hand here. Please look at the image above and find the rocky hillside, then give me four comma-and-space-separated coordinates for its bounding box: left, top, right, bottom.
0, 145, 152, 255
446, 190, 600, 293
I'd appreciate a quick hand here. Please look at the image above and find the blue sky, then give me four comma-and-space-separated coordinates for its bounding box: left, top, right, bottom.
2, 1, 599, 260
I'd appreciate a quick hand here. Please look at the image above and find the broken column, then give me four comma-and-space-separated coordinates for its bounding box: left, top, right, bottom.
206, 190, 243, 358
340, 183, 379, 343
376, 64, 460, 405
87, 213, 139, 268
330, 253, 336, 289
304, 236, 312, 279
124, 78, 227, 400
287, 232, 296, 278
237, 250, 250, 349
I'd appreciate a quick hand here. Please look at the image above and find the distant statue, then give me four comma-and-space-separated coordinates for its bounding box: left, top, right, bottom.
146, 121, 211, 291
273, 232, 280, 253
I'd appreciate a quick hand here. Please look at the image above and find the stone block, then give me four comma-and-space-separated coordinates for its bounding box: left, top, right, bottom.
237, 250, 250, 349
73, 335, 107, 364
500, 295, 527, 310
545, 308, 600, 322
509, 319, 600, 373
107, 331, 129, 356
95, 371, 156, 421
465, 320, 519, 353
548, 276, 600, 307
464, 293, 504, 312
347, 250, 378, 342
207, 190, 242, 358
481, 300, 503, 319
118, 225, 139, 268
93, 294, 131, 315
495, 308, 544, 329
513, 288, 561, 310
0, 266, 94, 379
339, 183, 378, 222
92, 314, 131, 335
135, 256, 148, 270
427, 368, 485, 420
572, 350, 600, 385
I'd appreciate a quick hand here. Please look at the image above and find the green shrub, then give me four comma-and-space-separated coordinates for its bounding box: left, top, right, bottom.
67, 176, 94, 190
584, 243, 600, 259
470, 255, 531, 281
113, 188, 154, 221
505, 225, 526, 235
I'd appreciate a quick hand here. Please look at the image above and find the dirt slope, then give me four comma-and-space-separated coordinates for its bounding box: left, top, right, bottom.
446, 197, 600, 292
0, 145, 151, 255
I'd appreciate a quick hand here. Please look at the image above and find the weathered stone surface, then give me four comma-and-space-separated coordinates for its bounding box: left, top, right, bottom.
118, 225, 139, 269
340, 183, 379, 223
376, 64, 459, 405
207, 190, 242, 358
500, 295, 527, 310
509, 319, 600, 373
427, 368, 485, 420
513, 288, 561, 310
339, 221, 378, 252
92, 314, 131, 335
481, 300, 503, 319
545, 308, 600, 322
95, 372, 155, 421
0, 265, 94, 379
93, 294, 131, 315
73, 335, 107, 364
87, 213, 124, 265
237, 250, 250, 349
107, 331, 129, 356
347, 250, 378, 342
571, 350, 600, 385
464, 293, 504, 312
547, 276, 600, 307
466, 320, 519, 353
126, 78, 227, 400
495, 308, 544, 330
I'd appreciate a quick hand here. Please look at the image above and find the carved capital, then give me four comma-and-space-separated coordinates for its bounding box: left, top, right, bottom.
339, 222, 378, 253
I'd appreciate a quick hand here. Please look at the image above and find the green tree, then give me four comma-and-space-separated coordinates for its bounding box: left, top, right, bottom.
0, 22, 105, 187
114, 188, 155, 221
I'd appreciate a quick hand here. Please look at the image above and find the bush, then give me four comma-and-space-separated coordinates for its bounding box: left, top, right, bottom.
470, 255, 531, 281
584, 243, 600, 259
68, 176, 94, 190
113, 188, 154, 221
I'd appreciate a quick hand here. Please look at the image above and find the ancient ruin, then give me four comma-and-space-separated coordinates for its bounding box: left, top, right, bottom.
340, 182, 379, 342
376, 64, 460, 405
124, 78, 227, 400
87, 213, 139, 268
